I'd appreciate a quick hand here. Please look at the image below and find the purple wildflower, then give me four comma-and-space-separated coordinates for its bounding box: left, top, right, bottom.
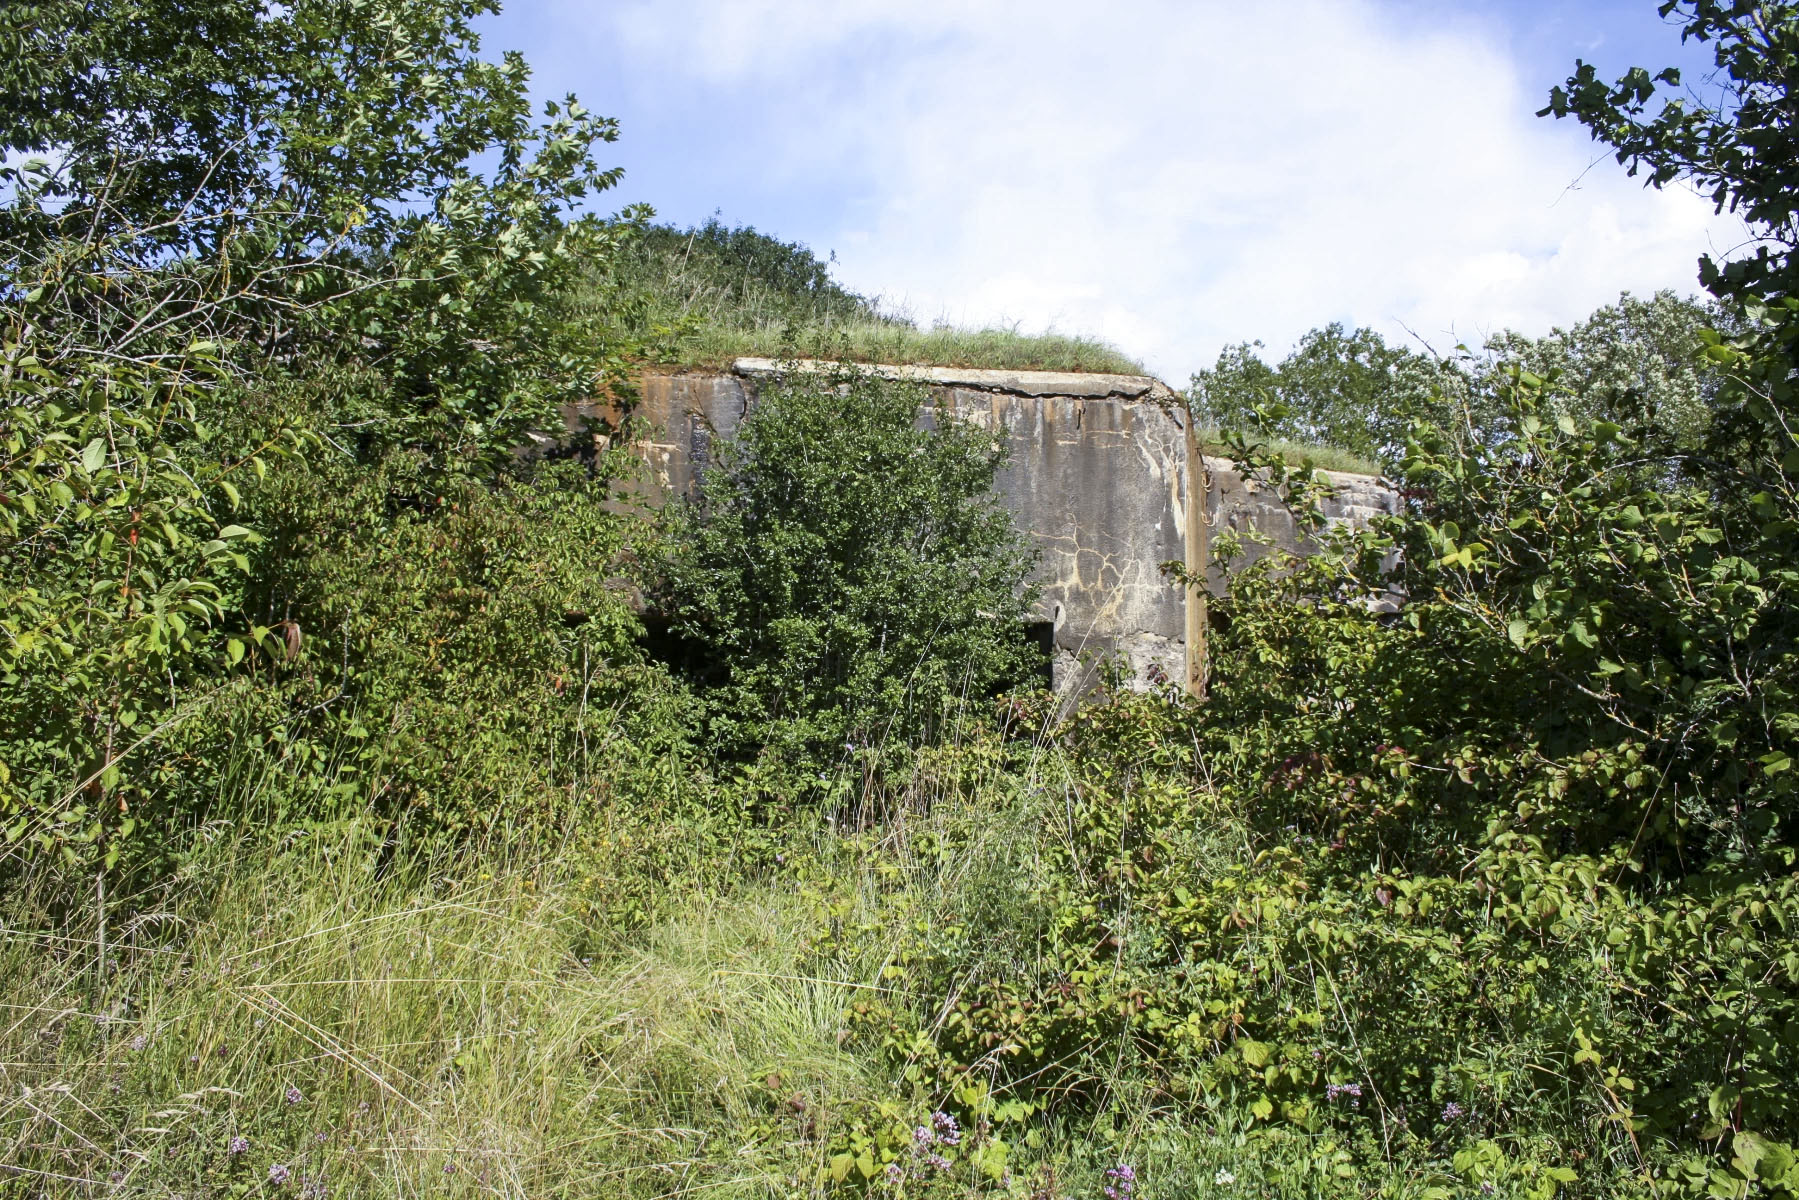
268, 1163, 292, 1185
227, 1135, 250, 1157
1441, 1101, 1466, 1122
1325, 1081, 1364, 1106
1104, 1162, 1138, 1200
912, 1124, 936, 1149
302, 1177, 328, 1199
923, 1153, 952, 1173
285, 1084, 303, 1105
932, 1110, 961, 1146
884, 1163, 905, 1184
129, 1033, 148, 1052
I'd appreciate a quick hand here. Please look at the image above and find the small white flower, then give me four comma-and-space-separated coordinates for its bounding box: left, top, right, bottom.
1214, 1168, 1236, 1187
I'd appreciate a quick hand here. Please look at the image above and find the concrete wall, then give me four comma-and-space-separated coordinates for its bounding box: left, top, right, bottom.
614, 360, 1397, 691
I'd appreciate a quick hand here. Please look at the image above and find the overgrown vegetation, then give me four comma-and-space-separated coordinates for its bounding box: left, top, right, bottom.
1190, 291, 1730, 469
651, 363, 1039, 763
593, 217, 1149, 374
5, 1, 1799, 1198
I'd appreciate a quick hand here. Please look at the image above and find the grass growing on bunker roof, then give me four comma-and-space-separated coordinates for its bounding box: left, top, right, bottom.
585, 218, 1148, 376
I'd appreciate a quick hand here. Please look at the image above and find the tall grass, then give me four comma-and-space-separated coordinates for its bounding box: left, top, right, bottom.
588, 219, 1147, 376
0, 762, 1619, 1199
670, 321, 1149, 377
1191, 429, 1383, 478
0, 823, 897, 1197
0, 750, 1305, 1199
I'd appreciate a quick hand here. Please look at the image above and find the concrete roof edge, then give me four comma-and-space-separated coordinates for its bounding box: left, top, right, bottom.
731, 357, 1177, 402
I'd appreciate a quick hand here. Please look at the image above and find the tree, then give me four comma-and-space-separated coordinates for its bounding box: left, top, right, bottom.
1189, 324, 1454, 466
1479, 290, 1731, 446
653, 366, 1038, 764
1, 0, 636, 874
1194, 295, 1730, 470
1, 0, 636, 466
1539, 5, 1799, 868
1541, 0, 1799, 305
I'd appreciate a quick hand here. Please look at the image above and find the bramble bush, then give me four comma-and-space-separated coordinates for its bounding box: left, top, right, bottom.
805, 356, 1799, 1195
792, 7, 1799, 1195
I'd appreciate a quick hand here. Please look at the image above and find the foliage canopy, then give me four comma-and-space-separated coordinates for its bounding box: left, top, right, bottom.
1, 0, 641, 870
1192, 292, 1728, 467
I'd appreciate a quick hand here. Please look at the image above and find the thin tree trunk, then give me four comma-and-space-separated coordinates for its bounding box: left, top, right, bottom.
1183, 409, 1211, 700
95, 866, 107, 1000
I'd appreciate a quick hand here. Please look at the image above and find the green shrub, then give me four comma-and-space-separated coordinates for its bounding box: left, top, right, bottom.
237, 443, 653, 833
652, 364, 1041, 765
0, 351, 310, 879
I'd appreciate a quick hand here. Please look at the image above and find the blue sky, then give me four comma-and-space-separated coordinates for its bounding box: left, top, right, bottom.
476, 1, 1745, 380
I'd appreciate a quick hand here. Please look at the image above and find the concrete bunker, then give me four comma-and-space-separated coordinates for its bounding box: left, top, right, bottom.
606, 358, 1398, 693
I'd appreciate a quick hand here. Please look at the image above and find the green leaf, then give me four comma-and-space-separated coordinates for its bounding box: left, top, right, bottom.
81, 437, 106, 473
1709, 1086, 1738, 1123
1734, 1132, 1796, 1182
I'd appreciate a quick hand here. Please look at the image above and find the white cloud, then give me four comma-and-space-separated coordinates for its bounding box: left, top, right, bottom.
592, 0, 1747, 380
